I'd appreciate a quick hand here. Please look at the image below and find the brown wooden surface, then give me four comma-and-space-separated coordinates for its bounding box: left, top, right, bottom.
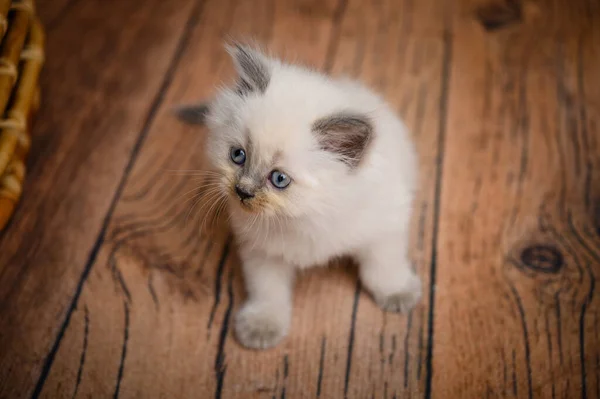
433, 1, 600, 398
0, 0, 199, 396
0, 0, 598, 398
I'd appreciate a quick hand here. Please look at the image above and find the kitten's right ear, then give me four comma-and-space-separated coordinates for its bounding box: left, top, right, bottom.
312, 112, 374, 169
225, 42, 271, 94
174, 103, 210, 125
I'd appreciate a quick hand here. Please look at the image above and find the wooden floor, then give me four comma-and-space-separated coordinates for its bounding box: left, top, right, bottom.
0, 0, 599, 397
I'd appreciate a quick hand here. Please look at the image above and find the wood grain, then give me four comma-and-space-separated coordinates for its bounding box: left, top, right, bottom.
1, 0, 599, 397
0, 0, 199, 397
329, 0, 450, 398
40, 0, 343, 397
432, 0, 600, 398
35, 0, 451, 397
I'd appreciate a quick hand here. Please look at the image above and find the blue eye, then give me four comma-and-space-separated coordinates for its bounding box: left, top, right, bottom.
230, 147, 246, 165
270, 170, 291, 189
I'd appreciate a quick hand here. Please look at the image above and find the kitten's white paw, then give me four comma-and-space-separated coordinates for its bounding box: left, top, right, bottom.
234, 302, 288, 350
375, 273, 422, 314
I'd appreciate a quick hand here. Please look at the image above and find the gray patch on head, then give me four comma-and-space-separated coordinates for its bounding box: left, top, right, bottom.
174, 103, 210, 125
244, 144, 266, 185
312, 112, 374, 169
236, 161, 267, 197
236, 134, 273, 189
227, 43, 271, 94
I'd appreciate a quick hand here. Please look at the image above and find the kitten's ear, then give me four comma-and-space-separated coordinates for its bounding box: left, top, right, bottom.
312, 112, 374, 169
174, 103, 210, 125
225, 42, 271, 94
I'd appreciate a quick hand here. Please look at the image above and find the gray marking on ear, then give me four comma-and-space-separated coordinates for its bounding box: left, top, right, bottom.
312, 112, 374, 169
235, 78, 254, 97
226, 43, 271, 94
174, 103, 210, 125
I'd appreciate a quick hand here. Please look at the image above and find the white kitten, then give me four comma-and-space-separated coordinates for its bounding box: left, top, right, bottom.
177, 43, 421, 350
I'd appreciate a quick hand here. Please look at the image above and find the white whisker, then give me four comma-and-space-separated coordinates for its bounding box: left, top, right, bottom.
175, 183, 222, 203
199, 193, 227, 234
185, 189, 223, 227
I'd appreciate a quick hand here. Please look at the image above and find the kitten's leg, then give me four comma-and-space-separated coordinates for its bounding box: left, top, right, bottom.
357, 233, 421, 313
235, 255, 294, 349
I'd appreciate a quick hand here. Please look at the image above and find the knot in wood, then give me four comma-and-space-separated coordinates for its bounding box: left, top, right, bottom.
475, 1, 522, 31
520, 245, 563, 273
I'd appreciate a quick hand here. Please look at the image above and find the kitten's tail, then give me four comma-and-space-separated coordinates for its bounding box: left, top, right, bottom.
173, 103, 210, 125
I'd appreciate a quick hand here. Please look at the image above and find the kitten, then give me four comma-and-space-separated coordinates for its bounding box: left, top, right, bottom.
177, 43, 421, 350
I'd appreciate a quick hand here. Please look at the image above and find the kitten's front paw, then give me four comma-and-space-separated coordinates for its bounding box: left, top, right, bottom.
376, 274, 422, 314
234, 302, 289, 350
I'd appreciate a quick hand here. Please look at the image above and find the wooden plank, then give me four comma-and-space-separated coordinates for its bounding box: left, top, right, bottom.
0, 0, 198, 397
432, 0, 600, 397
35, 0, 452, 397
331, 0, 450, 398
39, 0, 343, 397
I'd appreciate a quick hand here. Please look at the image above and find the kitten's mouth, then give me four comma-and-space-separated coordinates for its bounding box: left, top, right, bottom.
229, 188, 259, 213
236, 198, 261, 214
238, 198, 252, 207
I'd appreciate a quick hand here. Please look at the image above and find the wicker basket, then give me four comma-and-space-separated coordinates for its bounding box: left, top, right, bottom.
0, 0, 44, 231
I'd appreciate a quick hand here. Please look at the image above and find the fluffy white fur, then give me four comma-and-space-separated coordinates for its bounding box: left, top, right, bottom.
179, 44, 420, 350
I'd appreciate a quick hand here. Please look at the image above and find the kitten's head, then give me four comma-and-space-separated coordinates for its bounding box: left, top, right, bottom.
177, 43, 374, 218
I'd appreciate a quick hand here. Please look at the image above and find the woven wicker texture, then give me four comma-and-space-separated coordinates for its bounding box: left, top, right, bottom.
0, 0, 43, 231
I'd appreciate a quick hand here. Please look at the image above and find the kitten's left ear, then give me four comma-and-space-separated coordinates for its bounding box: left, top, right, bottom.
174, 102, 210, 125
226, 42, 271, 94
312, 112, 374, 169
